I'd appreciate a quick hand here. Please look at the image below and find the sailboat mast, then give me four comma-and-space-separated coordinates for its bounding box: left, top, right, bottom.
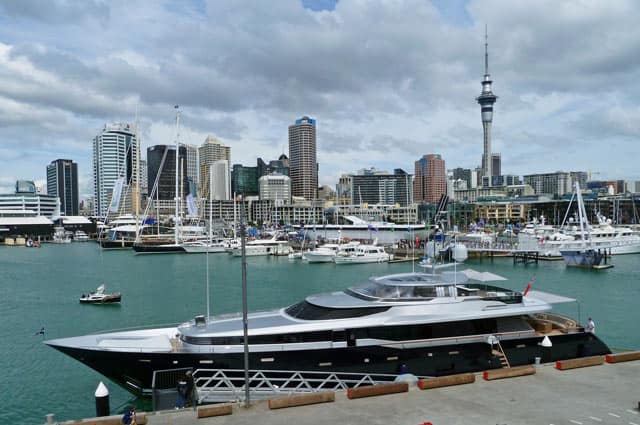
135, 107, 141, 237
174, 106, 181, 245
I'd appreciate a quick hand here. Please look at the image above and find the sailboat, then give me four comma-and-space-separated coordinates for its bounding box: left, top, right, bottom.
559, 182, 605, 268
133, 107, 186, 254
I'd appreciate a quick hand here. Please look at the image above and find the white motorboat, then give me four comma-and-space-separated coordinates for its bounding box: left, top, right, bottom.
334, 244, 391, 264
228, 233, 292, 257
183, 238, 240, 254
74, 230, 90, 241
304, 241, 360, 263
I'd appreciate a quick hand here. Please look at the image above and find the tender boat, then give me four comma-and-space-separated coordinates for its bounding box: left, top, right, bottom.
79, 285, 121, 304
74, 230, 90, 241
46, 268, 610, 399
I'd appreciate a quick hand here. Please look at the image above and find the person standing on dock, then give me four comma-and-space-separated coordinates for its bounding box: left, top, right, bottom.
586, 317, 595, 333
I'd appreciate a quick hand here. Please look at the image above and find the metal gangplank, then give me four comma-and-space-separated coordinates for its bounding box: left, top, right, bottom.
192, 368, 409, 403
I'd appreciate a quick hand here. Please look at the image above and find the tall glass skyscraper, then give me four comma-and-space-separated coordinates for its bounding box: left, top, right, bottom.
146, 145, 189, 200
288, 116, 317, 200
47, 159, 79, 216
92, 123, 138, 216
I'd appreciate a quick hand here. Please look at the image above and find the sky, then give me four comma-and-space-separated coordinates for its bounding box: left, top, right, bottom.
1, 0, 640, 198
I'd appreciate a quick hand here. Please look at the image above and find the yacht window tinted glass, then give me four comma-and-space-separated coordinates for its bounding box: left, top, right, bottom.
285, 301, 390, 320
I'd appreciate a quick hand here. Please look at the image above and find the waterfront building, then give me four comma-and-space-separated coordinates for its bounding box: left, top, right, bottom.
476, 29, 498, 184
351, 168, 412, 206
209, 159, 231, 201
288, 116, 318, 200
259, 173, 291, 204
414, 154, 446, 203
199, 135, 231, 200
523, 171, 586, 198
92, 123, 139, 216
146, 145, 189, 200
0, 181, 59, 217
46, 159, 79, 216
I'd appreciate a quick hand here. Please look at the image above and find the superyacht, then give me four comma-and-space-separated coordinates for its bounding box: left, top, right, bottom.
46, 268, 610, 398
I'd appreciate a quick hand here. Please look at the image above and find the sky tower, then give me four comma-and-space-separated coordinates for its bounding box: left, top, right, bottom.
476, 26, 498, 184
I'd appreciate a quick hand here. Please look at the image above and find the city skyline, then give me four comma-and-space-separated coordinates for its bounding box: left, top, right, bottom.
2, 1, 640, 197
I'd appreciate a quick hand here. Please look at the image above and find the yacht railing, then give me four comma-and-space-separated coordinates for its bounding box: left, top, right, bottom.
192, 368, 407, 403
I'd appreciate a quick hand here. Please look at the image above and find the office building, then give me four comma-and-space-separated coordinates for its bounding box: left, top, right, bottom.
523, 171, 587, 198
185, 144, 199, 195
232, 164, 259, 197
199, 135, 231, 199
288, 116, 318, 200
209, 159, 231, 200
92, 122, 139, 216
146, 145, 190, 200
259, 173, 291, 204
414, 154, 446, 203
351, 168, 412, 206
46, 159, 78, 216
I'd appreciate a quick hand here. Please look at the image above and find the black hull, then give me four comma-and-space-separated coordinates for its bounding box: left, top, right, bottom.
49, 331, 609, 396
132, 244, 185, 254
99, 239, 134, 249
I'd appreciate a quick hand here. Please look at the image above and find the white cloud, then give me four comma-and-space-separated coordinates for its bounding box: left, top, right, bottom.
1, 0, 640, 200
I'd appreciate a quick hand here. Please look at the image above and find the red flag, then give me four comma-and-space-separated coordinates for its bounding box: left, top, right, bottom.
523, 275, 535, 296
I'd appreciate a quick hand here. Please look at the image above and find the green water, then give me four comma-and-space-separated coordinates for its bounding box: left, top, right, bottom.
1, 243, 638, 424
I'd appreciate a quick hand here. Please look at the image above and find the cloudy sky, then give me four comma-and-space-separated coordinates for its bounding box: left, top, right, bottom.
1, 0, 639, 197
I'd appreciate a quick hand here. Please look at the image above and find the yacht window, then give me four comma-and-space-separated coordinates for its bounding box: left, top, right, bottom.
285, 301, 390, 320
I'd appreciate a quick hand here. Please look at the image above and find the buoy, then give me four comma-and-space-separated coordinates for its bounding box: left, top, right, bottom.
94, 381, 110, 417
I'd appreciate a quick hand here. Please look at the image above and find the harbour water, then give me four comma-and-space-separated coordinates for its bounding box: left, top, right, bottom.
1, 243, 639, 425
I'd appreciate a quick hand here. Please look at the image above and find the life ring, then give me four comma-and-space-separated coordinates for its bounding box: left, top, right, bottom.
26, 239, 34, 247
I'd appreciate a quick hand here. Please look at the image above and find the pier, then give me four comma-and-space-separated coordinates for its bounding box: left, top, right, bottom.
58, 359, 640, 425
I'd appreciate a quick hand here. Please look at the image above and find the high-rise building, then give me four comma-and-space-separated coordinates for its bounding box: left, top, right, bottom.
139, 160, 148, 196
414, 154, 446, 203
259, 173, 291, 204
351, 168, 412, 206
92, 123, 138, 216
232, 164, 259, 197
199, 136, 230, 199
476, 28, 498, 184
288, 116, 318, 200
185, 144, 199, 195
209, 159, 231, 200
46, 159, 79, 216
492, 153, 501, 177
146, 145, 189, 200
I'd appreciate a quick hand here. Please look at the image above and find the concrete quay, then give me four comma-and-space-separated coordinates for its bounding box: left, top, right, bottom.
69, 360, 640, 425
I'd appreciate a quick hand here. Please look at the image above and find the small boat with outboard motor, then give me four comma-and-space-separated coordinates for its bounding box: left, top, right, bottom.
79, 285, 121, 304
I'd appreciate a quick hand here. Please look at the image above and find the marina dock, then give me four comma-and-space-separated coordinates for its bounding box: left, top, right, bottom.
61, 359, 640, 425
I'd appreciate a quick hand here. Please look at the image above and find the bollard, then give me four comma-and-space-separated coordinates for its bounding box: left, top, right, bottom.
94, 381, 110, 417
